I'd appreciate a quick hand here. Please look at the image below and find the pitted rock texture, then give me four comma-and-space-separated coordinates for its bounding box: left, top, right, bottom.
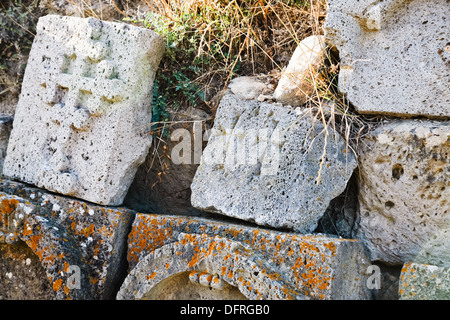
123, 213, 372, 300
324, 0, 450, 118
191, 94, 357, 232
274, 35, 326, 107
2, 15, 165, 205
355, 120, 450, 265
0, 179, 135, 299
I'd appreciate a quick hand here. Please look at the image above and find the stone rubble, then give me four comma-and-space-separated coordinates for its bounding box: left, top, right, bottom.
273, 35, 327, 107
119, 213, 371, 300
0, 179, 135, 299
0, 2, 448, 300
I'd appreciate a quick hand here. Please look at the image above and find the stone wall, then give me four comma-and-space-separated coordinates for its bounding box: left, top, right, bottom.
0, 0, 448, 301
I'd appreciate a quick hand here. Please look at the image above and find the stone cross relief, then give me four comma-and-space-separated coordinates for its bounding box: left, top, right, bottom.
37, 22, 126, 195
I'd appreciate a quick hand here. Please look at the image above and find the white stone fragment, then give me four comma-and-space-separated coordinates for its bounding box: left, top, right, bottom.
273, 35, 326, 107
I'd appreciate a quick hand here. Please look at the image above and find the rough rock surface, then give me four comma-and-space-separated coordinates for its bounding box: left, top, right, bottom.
2, 15, 165, 205
324, 0, 450, 118
0, 179, 135, 299
120, 213, 372, 300
273, 35, 326, 107
355, 120, 450, 265
119, 233, 301, 300
191, 94, 357, 232
399, 262, 450, 300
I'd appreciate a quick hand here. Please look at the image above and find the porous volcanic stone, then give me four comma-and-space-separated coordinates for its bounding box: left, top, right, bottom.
2, 15, 165, 205
324, 0, 450, 118
191, 94, 357, 232
355, 119, 450, 265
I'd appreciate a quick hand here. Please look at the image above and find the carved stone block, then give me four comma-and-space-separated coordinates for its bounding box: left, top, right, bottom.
2, 15, 164, 205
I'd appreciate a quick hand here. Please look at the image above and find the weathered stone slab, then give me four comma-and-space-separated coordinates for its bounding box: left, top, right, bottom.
324, 0, 450, 118
399, 262, 450, 300
118, 213, 372, 300
274, 35, 326, 107
0, 179, 135, 299
190, 94, 357, 232
355, 119, 450, 265
2, 15, 165, 205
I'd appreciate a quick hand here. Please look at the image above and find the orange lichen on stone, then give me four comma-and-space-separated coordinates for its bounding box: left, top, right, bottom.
0, 198, 19, 216
53, 279, 63, 292
22, 220, 33, 236
127, 216, 174, 264
28, 234, 43, 253
90, 277, 99, 285
146, 272, 157, 280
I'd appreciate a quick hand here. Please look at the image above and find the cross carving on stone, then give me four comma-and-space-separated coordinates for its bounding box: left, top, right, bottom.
38, 33, 127, 194
45, 47, 126, 116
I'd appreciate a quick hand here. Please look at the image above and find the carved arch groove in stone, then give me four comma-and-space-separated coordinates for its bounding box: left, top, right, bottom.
117, 233, 302, 300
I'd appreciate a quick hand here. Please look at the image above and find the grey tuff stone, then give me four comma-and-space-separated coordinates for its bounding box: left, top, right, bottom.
324, 0, 450, 118
191, 94, 357, 232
